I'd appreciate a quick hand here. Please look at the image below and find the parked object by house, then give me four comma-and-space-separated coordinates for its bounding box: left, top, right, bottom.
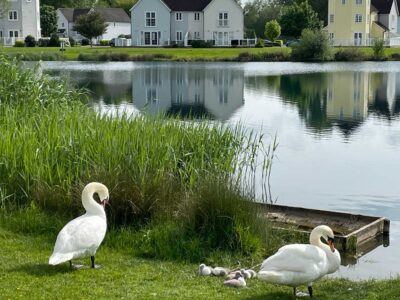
130, 0, 244, 47
0, 0, 41, 46
327, 0, 400, 46
57, 8, 130, 43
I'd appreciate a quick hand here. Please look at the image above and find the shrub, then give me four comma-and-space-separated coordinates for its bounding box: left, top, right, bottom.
38, 38, 50, 47
265, 20, 281, 42
391, 53, 400, 60
81, 38, 90, 46
372, 38, 386, 60
24, 35, 36, 47
68, 37, 76, 47
13, 40, 25, 47
292, 29, 333, 61
334, 48, 366, 61
191, 40, 213, 48
48, 33, 60, 47
255, 38, 264, 48
100, 39, 109, 46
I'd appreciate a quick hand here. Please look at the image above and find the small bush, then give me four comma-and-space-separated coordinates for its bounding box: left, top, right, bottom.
38, 38, 50, 47
24, 35, 36, 47
68, 37, 76, 47
81, 38, 90, 46
13, 40, 25, 47
292, 29, 333, 61
391, 53, 400, 60
48, 33, 60, 47
372, 38, 386, 60
334, 48, 366, 61
191, 40, 213, 48
255, 38, 264, 48
100, 39, 109, 46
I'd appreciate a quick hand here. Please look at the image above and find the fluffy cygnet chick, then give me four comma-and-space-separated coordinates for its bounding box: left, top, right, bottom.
199, 264, 212, 276
212, 267, 230, 276
224, 271, 246, 288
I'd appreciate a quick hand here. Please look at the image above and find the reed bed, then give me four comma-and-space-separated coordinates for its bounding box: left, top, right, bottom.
0, 56, 276, 260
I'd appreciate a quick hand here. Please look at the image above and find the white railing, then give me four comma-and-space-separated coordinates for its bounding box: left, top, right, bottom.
0, 37, 24, 47
331, 38, 390, 47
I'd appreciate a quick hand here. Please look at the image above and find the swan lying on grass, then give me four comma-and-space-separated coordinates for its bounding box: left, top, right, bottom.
49, 182, 109, 269
258, 225, 341, 297
224, 271, 246, 288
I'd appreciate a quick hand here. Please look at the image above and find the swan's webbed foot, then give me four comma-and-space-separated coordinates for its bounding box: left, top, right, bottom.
70, 261, 85, 270
295, 291, 310, 297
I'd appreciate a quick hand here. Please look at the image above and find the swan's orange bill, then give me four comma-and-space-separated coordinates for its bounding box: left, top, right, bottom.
328, 240, 335, 252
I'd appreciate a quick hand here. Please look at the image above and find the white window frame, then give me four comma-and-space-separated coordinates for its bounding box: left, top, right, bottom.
194, 32, 200, 40
176, 12, 182, 21
176, 31, 183, 41
355, 14, 362, 23
8, 10, 18, 21
9, 30, 19, 38
329, 32, 334, 40
218, 12, 228, 27
330, 14, 334, 23
194, 12, 200, 21
145, 11, 156, 27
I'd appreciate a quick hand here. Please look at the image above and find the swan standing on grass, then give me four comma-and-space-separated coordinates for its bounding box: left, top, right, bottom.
49, 182, 109, 269
258, 225, 341, 297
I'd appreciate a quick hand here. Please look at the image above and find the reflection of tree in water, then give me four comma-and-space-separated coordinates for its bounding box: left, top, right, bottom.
45, 70, 132, 105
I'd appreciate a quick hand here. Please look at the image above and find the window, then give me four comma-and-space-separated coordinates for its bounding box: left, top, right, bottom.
8, 10, 18, 21
356, 0, 362, 4
9, 30, 18, 38
194, 93, 201, 103
341, 0, 346, 4
329, 32, 334, 39
194, 32, 200, 40
355, 14, 362, 23
194, 12, 200, 21
146, 88, 157, 103
0, 31, 2, 38
330, 14, 334, 23
176, 31, 183, 41
146, 12, 156, 27
176, 12, 182, 21
151, 32, 158, 45
61, 22, 64, 27
176, 93, 183, 103
354, 32, 362, 45
218, 12, 228, 27
219, 88, 228, 103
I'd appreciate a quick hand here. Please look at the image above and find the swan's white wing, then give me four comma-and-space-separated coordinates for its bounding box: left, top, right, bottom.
51, 214, 107, 258
260, 244, 326, 273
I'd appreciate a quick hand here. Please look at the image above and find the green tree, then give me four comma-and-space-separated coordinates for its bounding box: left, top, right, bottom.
279, 0, 320, 38
73, 11, 108, 46
265, 20, 281, 41
0, 0, 10, 18
292, 29, 332, 61
40, 5, 57, 37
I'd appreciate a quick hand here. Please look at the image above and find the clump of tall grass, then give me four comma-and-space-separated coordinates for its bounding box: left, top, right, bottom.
334, 48, 367, 61
0, 55, 273, 220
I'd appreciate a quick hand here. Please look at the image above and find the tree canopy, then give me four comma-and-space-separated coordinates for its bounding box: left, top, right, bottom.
265, 20, 281, 41
73, 11, 108, 45
279, 0, 320, 38
40, 5, 57, 37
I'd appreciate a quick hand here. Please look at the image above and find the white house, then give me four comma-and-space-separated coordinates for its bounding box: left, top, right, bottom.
57, 8, 131, 42
0, 0, 41, 45
130, 0, 244, 46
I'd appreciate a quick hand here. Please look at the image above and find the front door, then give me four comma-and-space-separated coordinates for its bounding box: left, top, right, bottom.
354, 32, 362, 46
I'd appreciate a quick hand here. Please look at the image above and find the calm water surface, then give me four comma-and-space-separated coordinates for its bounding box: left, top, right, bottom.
38, 61, 400, 280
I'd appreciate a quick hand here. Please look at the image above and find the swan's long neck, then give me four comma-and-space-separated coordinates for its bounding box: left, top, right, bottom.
310, 228, 341, 272
309, 231, 331, 253
82, 185, 106, 218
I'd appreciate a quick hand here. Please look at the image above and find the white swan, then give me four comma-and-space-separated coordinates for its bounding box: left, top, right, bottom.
49, 182, 109, 268
224, 271, 246, 288
258, 225, 341, 297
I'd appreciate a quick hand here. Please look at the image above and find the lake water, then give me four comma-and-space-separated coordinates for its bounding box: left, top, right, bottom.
37, 61, 400, 280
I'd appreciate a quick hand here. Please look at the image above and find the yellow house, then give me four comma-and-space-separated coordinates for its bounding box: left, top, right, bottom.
327, 0, 400, 46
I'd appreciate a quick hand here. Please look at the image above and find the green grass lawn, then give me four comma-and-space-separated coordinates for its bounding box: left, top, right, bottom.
0, 46, 290, 61
1, 223, 399, 299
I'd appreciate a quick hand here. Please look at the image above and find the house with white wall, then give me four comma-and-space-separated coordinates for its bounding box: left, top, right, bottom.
57, 8, 130, 42
0, 0, 41, 45
130, 0, 244, 46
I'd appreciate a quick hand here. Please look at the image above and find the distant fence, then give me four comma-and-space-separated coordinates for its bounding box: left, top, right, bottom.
330, 38, 392, 47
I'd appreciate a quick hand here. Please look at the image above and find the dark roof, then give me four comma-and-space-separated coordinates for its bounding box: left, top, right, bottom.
59, 8, 130, 23
371, 0, 394, 14
162, 0, 213, 11
371, 4, 379, 12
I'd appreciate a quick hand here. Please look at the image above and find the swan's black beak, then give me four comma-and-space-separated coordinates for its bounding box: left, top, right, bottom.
101, 197, 109, 208
328, 237, 335, 253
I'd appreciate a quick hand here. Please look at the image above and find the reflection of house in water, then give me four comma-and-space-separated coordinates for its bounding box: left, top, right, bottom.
326, 72, 369, 122
132, 64, 244, 120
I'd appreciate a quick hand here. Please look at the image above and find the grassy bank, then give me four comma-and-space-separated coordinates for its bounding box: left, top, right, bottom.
1, 211, 399, 299
2, 45, 400, 62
